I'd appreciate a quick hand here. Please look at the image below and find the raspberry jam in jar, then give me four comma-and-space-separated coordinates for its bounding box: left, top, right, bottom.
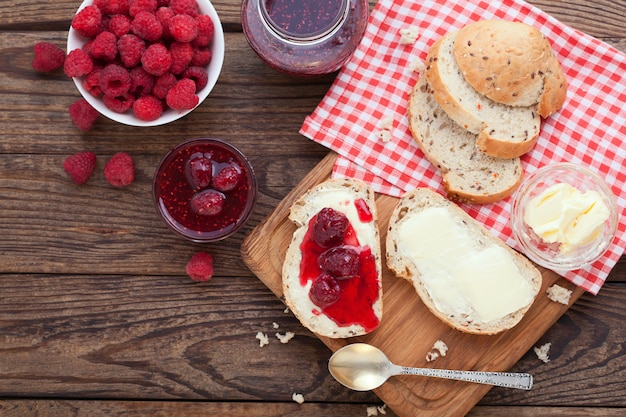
153, 138, 257, 242
241, 0, 369, 77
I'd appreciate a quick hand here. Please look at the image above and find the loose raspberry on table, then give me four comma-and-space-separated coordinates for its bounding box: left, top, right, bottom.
170, 0, 200, 18
152, 72, 177, 99
69, 98, 100, 132
129, 0, 158, 17
191, 46, 212, 67
169, 41, 194, 74
141, 43, 172, 76
71, 5, 102, 38
103, 93, 135, 113
117, 34, 146, 68
169, 14, 198, 43
131, 11, 163, 42
32, 42, 66, 73
99, 64, 132, 97
64, 48, 94, 77
130, 67, 154, 96
104, 152, 135, 187
133, 95, 163, 121
193, 14, 214, 47
95, 0, 129, 15
185, 251, 214, 282
63, 151, 97, 185
166, 78, 198, 111
183, 66, 208, 91
108, 14, 131, 37
90, 31, 118, 61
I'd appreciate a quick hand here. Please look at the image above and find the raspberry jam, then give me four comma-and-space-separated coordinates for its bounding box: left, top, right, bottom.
153, 138, 257, 242
241, 0, 369, 77
299, 207, 380, 332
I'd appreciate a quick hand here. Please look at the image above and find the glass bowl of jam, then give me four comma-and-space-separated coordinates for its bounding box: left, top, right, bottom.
241, 0, 369, 77
510, 163, 618, 271
153, 138, 257, 242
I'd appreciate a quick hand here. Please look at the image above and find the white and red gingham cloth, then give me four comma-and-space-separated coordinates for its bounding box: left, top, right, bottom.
300, 0, 626, 294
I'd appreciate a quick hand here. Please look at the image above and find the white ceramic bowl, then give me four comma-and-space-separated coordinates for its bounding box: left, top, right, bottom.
510, 163, 618, 271
67, 0, 225, 127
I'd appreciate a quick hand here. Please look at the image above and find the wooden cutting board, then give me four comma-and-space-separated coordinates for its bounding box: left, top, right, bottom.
241, 152, 584, 417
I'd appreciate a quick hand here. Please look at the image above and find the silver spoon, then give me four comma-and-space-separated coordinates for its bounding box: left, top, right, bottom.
328, 343, 533, 391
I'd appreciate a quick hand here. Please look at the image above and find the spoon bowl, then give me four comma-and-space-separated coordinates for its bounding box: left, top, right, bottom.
328, 343, 533, 391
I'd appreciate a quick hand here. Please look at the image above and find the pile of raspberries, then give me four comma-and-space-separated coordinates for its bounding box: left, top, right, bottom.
34, 0, 215, 127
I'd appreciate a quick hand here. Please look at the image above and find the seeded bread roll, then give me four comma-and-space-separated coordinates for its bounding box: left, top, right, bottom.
282, 178, 383, 338
453, 20, 567, 117
386, 187, 542, 335
408, 75, 524, 204
425, 30, 541, 159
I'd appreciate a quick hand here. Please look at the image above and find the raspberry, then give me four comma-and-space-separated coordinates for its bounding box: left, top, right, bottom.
319, 247, 360, 279
193, 15, 214, 47
71, 5, 102, 38
191, 46, 212, 67
190, 189, 225, 216
182, 66, 208, 91
63, 151, 97, 185
169, 14, 198, 43
69, 98, 100, 131
166, 78, 198, 111
213, 164, 242, 192
103, 93, 135, 113
155, 7, 175, 39
99, 64, 131, 97
95, 0, 129, 15
108, 14, 131, 37
90, 31, 118, 61
64, 48, 94, 77
133, 95, 163, 121
129, 0, 158, 17
104, 152, 135, 187
309, 273, 340, 307
169, 41, 194, 74
117, 34, 145, 68
130, 67, 154, 96
141, 43, 172, 76
32, 42, 65, 72
185, 251, 214, 282
131, 11, 163, 41
313, 208, 349, 247
152, 72, 177, 99
170, 0, 199, 18
185, 153, 213, 190
82, 67, 104, 97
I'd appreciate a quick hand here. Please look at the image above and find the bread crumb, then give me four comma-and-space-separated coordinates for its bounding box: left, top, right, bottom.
379, 116, 393, 130
276, 331, 295, 344
432, 340, 448, 357
272, 322, 280, 329
377, 129, 392, 143
409, 59, 426, 73
255, 331, 269, 347
399, 26, 420, 45
366, 406, 378, 416
284, 307, 290, 314
546, 284, 572, 305
378, 404, 387, 414
292, 393, 304, 404
534, 342, 551, 363
425, 351, 439, 362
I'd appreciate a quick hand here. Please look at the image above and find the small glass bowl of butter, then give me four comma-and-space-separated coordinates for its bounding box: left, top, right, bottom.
510, 163, 618, 271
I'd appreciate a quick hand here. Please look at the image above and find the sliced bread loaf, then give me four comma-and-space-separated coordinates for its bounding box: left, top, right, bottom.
283, 178, 383, 338
453, 20, 567, 117
386, 187, 542, 335
426, 30, 541, 159
407, 74, 524, 204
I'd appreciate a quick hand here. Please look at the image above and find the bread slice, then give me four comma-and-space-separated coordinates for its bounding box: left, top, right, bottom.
386, 187, 542, 335
282, 178, 383, 338
425, 30, 541, 159
407, 74, 524, 204
453, 20, 567, 117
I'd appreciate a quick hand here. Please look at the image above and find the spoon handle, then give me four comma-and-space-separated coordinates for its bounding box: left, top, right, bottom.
398, 366, 533, 390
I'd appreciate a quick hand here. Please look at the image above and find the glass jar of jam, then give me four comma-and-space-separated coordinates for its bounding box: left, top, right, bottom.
241, 0, 369, 77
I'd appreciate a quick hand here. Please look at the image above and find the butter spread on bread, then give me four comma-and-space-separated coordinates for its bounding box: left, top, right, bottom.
386, 188, 541, 334
282, 178, 382, 338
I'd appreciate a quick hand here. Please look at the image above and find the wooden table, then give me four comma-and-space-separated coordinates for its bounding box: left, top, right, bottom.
0, 1, 624, 416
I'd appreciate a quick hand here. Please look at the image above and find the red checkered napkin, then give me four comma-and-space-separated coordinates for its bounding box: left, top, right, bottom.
300, 0, 626, 294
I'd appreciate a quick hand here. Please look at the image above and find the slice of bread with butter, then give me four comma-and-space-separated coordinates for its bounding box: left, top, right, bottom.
386, 188, 541, 334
